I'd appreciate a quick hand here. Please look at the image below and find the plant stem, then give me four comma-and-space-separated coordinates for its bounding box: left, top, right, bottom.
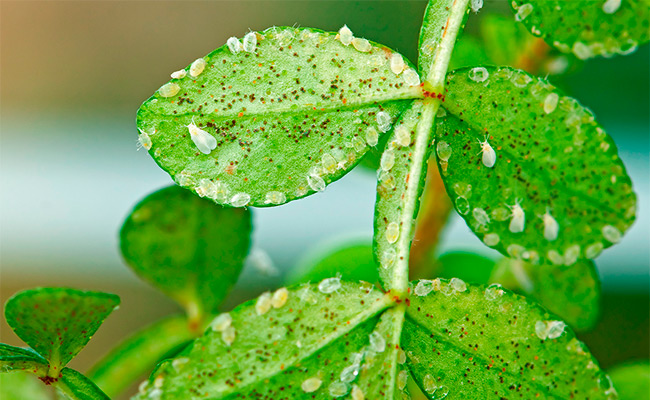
391, 0, 470, 293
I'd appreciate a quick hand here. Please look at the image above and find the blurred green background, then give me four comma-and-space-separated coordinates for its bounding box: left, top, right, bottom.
1, 0, 648, 395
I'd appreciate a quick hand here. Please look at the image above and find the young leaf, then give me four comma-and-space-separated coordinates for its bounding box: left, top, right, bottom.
4, 288, 119, 371
491, 258, 600, 331
0, 372, 50, 400
286, 239, 379, 285
374, 100, 436, 292
133, 282, 393, 399
87, 314, 195, 398
609, 361, 650, 400
120, 186, 252, 322
55, 368, 110, 400
510, 0, 650, 60
137, 26, 421, 208
436, 66, 636, 266
404, 278, 618, 399
0, 344, 48, 374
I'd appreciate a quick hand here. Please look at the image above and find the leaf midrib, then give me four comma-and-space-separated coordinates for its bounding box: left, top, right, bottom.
404, 313, 566, 400
149, 88, 423, 120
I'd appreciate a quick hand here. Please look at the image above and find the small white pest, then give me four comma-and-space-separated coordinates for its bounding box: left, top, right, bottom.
477, 135, 496, 168
186, 119, 217, 154
542, 208, 559, 241
390, 53, 406, 75
137, 128, 154, 150
243, 32, 257, 53
227, 36, 243, 54
170, 69, 187, 79
338, 25, 353, 46
189, 58, 206, 78
508, 200, 526, 233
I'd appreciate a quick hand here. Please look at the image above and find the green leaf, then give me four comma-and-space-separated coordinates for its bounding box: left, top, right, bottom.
404, 278, 618, 399
4, 288, 119, 371
120, 185, 252, 320
491, 258, 600, 331
133, 282, 396, 399
0, 372, 50, 400
374, 100, 436, 292
286, 239, 379, 285
510, 0, 650, 60
87, 314, 195, 398
436, 66, 636, 266
137, 26, 421, 208
435, 251, 496, 283
609, 361, 650, 400
55, 368, 109, 400
0, 344, 48, 374
418, 0, 470, 80
447, 34, 490, 71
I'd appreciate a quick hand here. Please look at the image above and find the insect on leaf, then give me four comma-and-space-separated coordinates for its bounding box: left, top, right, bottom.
435, 66, 636, 267
4, 288, 119, 371
133, 282, 399, 399
120, 186, 252, 321
374, 100, 436, 291
137, 26, 421, 208
491, 258, 601, 331
88, 314, 195, 398
511, 0, 650, 60
405, 278, 618, 399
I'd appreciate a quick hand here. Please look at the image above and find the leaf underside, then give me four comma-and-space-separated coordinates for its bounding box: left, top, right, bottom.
374, 100, 433, 290
57, 368, 110, 400
404, 279, 617, 399
4, 288, 119, 368
133, 282, 401, 399
418, 0, 467, 78
436, 66, 636, 266
491, 258, 600, 331
120, 186, 252, 316
137, 26, 421, 208
511, 0, 650, 60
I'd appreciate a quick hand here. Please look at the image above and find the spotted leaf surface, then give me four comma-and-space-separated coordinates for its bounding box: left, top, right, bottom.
404, 279, 617, 399
4, 288, 119, 370
137, 26, 421, 208
0, 343, 48, 374
374, 100, 436, 291
511, 0, 650, 60
436, 66, 636, 266
133, 282, 398, 399
88, 315, 195, 398
418, 0, 470, 79
491, 258, 601, 331
120, 186, 252, 318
